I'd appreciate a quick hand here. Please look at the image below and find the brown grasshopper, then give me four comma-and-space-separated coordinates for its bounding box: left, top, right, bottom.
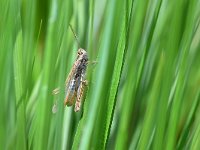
64, 48, 88, 112
52, 25, 88, 112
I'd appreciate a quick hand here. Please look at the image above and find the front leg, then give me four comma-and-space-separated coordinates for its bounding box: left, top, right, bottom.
82, 80, 88, 86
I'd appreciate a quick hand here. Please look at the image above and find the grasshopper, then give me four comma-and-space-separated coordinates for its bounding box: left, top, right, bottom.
52, 25, 88, 112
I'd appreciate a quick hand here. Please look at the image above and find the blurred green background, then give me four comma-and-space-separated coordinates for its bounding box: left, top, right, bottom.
0, 0, 200, 149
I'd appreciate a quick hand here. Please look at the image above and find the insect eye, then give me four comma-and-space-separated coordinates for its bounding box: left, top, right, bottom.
78, 50, 83, 55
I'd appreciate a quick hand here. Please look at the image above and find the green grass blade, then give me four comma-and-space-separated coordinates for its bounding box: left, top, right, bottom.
14, 30, 27, 150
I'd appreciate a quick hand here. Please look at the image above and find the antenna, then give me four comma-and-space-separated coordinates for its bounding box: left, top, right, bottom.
69, 24, 81, 48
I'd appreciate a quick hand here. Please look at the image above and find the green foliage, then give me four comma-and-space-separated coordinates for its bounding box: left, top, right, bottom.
0, 0, 200, 150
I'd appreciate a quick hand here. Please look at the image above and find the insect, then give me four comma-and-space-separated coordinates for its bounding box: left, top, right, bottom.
64, 48, 88, 112
52, 25, 88, 112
